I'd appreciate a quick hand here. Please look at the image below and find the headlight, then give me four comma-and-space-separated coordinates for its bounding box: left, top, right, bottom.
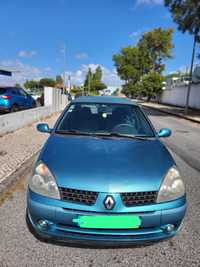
29, 162, 60, 199
157, 167, 185, 203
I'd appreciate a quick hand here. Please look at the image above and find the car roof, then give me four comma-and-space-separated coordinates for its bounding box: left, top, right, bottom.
72, 96, 138, 105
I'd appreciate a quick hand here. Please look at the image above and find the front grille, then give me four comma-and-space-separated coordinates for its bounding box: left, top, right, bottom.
59, 187, 98, 206
121, 191, 157, 207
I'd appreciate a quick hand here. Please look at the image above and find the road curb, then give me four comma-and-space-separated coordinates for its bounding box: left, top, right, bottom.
141, 104, 200, 124
0, 112, 60, 195
0, 150, 39, 195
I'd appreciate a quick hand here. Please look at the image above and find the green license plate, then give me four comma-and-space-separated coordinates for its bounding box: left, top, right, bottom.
73, 215, 141, 229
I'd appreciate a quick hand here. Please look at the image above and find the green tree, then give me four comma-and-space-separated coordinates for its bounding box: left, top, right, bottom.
113, 28, 174, 98
70, 85, 83, 95
84, 66, 107, 94
164, 0, 200, 113
113, 46, 148, 84
39, 78, 56, 88
93, 66, 102, 81
84, 68, 93, 93
139, 72, 165, 101
92, 66, 107, 92
138, 28, 174, 73
165, 1, 200, 36
24, 80, 39, 89
113, 46, 149, 97
15, 83, 21, 87
56, 75, 63, 84
121, 82, 142, 98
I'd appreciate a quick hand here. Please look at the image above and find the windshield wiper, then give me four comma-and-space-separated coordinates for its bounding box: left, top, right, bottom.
93, 132, 154, 140
55, 130, 154, 140
55, 130, 95, 136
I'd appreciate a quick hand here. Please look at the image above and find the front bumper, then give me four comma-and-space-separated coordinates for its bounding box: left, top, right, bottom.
27, 189, 187, 246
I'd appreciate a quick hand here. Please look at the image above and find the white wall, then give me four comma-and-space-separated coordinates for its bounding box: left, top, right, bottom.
160, 84, 200, 109
44, 87, 68, 111
0, 106, 55, 135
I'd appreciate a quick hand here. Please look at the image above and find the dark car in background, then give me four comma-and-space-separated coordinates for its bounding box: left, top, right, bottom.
0, 87, 36, 113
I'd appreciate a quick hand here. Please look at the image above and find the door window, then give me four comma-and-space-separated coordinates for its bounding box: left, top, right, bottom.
18, 88, 27, 97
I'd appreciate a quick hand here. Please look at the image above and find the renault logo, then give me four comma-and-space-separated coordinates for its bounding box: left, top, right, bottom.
104, 195, 115, 210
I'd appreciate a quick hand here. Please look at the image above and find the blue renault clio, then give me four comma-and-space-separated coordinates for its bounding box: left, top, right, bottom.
26, 96, 186, 246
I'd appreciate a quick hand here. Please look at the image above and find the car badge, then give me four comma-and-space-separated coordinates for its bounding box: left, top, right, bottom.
104, 195, 115, 210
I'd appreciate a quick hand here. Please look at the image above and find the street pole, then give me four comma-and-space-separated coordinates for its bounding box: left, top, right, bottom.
63, 44, 67, 93
88, 73, 90, 95
80, 84, 84, 96
185, 32, 198, 115
67, 75, 71, 93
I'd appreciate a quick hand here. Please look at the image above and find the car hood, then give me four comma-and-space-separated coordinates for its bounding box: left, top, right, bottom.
38, 134, 174, 193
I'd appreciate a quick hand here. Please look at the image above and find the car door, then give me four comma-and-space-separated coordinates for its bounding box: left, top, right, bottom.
25, 92, 35, 108
11, 88, 25, 109
18, 88, 31, 108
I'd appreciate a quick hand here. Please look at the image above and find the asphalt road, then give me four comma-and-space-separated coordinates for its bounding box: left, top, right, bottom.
0, 107, 200, 267
144, 107, 200, 172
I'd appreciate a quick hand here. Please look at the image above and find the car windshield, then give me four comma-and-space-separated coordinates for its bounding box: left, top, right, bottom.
56, 103, 155, 137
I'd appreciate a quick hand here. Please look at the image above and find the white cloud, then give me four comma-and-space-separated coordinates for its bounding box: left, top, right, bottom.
129, 28, 150, 43
66, 64, 122, 88
129, 30, 142, 38
18, 50, 37, 58
0, 61, 122, 88
0, 60, 51, 86
44, 67, 52, 72
136, 0, 163, 5
101, 66, 122, 87
75, 53, 89, 60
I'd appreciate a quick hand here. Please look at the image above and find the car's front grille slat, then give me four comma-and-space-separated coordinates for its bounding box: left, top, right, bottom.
60, 187, 157, 207
59, 187, 98, 206
121, 191, 157, 207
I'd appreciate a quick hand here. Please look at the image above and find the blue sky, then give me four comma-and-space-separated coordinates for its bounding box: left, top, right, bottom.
0, 0, 196, 87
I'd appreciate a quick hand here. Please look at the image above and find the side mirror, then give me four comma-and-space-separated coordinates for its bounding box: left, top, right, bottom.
158, 128, 172, 138
37, 123, 51, 134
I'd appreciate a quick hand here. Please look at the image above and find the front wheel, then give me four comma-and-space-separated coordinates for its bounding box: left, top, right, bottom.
10, 104, 19, 113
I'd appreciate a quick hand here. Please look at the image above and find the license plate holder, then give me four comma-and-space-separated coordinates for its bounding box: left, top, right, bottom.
73, 215, 141, 229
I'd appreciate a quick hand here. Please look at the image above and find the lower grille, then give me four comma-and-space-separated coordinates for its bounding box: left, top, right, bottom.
59, 187, 98, 206
121, 191, 157, 207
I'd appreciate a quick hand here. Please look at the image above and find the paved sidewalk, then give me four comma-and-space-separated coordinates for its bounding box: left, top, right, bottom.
141, 102, 200, 124
0, 113, 59, 186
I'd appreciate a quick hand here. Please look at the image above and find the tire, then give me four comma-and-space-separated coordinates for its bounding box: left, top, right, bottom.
10, 104, 19, 113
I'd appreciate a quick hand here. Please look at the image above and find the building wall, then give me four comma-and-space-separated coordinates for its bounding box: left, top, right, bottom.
160, 84, 200, 109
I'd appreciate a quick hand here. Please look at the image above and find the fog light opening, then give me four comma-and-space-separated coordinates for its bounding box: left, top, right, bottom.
163, 224, 175, 234
37, 219, 49, 230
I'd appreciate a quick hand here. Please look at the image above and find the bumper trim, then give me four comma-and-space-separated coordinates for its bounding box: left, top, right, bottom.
27, 190, 186, 246
26, 211, 175, 247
